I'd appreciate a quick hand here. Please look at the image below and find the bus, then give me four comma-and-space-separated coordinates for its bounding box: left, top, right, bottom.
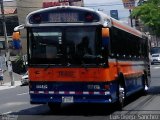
15, 6, 150, 110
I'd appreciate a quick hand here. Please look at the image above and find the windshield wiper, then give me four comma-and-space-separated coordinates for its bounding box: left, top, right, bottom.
83, 54, 96, 59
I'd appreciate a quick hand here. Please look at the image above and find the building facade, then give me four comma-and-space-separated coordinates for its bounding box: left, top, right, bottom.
0, 0, 18, 55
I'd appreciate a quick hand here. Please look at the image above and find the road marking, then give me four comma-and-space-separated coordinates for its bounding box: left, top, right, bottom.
1, 111, 18, 120
17, 92, 29, 96
0, 102, 28, 109
1, 111, 12, 115
152, 66, 160, 69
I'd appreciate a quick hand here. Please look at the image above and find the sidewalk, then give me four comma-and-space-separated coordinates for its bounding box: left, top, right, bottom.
0, 71, 22, 90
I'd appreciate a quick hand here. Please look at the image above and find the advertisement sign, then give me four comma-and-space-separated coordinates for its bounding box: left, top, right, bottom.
110, 10, 119, 20
43, 0, 83, 8
122, 0, 135, 9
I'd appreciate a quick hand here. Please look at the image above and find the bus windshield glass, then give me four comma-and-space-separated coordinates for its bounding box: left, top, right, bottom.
28, 26, 101, 65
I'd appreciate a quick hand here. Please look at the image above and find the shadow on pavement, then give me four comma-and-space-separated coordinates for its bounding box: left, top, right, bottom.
10, 103, 117, 116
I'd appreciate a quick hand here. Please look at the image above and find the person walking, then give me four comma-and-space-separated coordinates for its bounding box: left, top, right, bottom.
0, 68, 4, 85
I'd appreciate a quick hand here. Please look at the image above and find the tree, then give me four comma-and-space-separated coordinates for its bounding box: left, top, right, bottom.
131, 0, 160, 36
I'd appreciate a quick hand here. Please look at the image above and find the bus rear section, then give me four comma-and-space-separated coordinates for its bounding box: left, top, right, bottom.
29, 67, 118, 104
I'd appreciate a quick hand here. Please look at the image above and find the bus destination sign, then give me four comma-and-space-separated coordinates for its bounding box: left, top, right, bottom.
29, 9, 100, 24
49, 12, 78, 22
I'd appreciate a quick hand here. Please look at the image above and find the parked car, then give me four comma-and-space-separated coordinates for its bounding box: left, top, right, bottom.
151, 54, 160, 65
21, 71, 29, 85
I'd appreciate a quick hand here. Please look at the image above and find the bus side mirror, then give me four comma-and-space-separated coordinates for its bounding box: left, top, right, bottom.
14, 24, 25, 31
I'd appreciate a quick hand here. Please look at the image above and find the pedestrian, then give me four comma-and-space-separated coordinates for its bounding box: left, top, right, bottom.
0, 68, 4, 85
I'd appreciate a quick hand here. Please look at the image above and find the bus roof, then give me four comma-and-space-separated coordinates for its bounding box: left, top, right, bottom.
111, 17, 143, 38
25, 6, 144, 38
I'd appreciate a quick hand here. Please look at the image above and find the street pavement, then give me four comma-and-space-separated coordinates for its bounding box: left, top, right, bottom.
0, 71, 21, 90
0, 65, 160, 119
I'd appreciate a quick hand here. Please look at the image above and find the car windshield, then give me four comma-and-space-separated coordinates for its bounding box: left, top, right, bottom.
28, 26, 101, 65
151, 47, 160, 54
152, 54, 159, 57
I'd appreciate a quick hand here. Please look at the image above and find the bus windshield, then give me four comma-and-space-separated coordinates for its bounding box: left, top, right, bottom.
28, 26, 101, 65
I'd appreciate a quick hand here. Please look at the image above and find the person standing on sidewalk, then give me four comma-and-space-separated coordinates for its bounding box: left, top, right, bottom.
0, 68, 4, 85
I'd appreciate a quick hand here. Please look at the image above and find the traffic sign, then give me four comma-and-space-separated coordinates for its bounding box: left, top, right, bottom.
110, 10, 119, 20
122, 0, 135, 9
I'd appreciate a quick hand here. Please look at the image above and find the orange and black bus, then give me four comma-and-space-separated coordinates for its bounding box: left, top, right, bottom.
17, 6, 150, 109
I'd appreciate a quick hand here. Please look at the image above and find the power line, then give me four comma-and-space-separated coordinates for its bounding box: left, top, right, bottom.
3, 3, 125, 8
4, 5, 41, 8
84, 3, 124, 7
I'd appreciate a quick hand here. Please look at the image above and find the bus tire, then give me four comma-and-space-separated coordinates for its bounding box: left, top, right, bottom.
117, 73, 126, 110
48, 103, 61, 111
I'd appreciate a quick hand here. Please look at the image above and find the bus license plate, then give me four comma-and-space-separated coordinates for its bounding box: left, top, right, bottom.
62, 96, 73, 103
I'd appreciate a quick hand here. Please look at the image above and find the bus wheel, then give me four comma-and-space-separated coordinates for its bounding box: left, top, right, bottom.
48, 103, 61, 112
118, 84, 126, 109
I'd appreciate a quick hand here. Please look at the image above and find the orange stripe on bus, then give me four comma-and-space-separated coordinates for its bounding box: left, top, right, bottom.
112, 20, 142, 37
28, 67, 117, 82
28, 62, 144, 82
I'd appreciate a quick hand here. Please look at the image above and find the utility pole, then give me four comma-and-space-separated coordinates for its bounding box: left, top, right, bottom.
0, 0, 14, 86
129, 9, 133, 27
